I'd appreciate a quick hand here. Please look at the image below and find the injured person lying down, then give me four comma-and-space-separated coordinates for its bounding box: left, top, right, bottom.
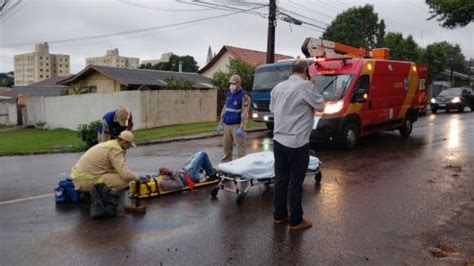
158, 150, 217, 191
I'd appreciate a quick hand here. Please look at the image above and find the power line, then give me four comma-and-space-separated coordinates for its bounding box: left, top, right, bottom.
285, 0, 335, 21
0, 0, 32, 24
1, 5, 266, 47
119, 0, 212, 12
278, 8, 328, 27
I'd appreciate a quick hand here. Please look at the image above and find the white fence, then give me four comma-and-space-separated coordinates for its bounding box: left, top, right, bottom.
0, 99, 17, 125
25, 90, 217, 130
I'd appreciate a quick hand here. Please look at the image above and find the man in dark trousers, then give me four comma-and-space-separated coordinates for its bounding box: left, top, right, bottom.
270, 59, 325, 230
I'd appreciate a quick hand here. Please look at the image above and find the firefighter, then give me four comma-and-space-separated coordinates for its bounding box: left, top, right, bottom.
70, 131, 148, 214
216, 74, 250, 162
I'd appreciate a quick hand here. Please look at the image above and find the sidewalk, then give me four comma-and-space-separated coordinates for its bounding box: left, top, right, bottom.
137, 127, 268, 146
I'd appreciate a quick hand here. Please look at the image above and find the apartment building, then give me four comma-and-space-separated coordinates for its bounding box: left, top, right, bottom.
14, 42, 70, 86
141, 52, 173, 66
85, 48, 139, 69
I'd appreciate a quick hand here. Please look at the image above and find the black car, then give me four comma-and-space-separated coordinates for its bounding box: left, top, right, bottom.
430, 87, 474, 113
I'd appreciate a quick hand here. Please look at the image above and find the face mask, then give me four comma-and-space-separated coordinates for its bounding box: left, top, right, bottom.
229, 84, 237, 92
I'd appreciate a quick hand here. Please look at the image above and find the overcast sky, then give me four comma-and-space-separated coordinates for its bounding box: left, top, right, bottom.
0, 0, 473, 73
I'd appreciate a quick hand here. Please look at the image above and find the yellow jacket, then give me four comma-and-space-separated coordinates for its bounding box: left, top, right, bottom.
71, 140, 139, 184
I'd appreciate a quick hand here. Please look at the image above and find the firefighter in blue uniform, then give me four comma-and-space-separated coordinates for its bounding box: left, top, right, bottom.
216, 74, 250, 162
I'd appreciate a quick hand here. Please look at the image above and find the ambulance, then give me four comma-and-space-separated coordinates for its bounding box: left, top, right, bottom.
302, 38, 428, 149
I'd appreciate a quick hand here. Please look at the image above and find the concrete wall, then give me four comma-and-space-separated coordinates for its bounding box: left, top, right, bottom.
24, 90, 217, 130
0, 100, 18, 125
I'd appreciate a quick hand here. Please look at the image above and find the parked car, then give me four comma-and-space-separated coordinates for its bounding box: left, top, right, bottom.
430, 87, 474, 113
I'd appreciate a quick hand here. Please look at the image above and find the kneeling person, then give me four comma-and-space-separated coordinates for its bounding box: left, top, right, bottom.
71, 131, 148, 215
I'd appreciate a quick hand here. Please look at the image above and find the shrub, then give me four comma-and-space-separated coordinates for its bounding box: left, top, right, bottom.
78, 120, 101, 150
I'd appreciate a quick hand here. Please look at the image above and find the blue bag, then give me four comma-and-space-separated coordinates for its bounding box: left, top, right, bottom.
54, 178, 82, 203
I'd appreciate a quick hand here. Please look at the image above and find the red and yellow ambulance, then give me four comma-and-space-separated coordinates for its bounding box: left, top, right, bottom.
302, 38, 428, 149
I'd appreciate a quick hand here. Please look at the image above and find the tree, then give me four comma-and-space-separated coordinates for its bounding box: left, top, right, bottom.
211, 58, 256, 91
139, 55, 199, 72
322, 4, 385, 50
426, 0, 474, 29
0, 71, 14, 87
383, 32, 421, 62
419, 41, 467, 79
164, 77, 194, 90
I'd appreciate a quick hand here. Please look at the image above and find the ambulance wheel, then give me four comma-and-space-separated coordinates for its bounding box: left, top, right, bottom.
210, 187, 219, 199
399, 118, 413, 138
236, 193, 246, 205
431, 108, 437, 114
315, 171, 322, 184
341, 123, 359, 150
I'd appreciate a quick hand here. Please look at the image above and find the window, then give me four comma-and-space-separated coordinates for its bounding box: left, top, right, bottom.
40, 69, 43, 72
40, 75, 43, 78
89, 86, 97, 93
59, 64, 62, 67
60, 58, 62, 61
65, 64, 68, 67
40, 56, 43, 59
59, 70, 62, 73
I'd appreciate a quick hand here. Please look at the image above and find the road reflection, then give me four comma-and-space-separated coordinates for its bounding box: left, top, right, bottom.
447, 117, 460, 150
250, 137, 273, 151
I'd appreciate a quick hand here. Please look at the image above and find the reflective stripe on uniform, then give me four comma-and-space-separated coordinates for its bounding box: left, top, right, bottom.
225, 108, 242, 113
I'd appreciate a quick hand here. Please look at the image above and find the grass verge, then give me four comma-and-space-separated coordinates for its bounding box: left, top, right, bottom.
0, 121, 266, 156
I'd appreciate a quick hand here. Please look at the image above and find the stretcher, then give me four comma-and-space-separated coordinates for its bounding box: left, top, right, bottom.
129, 175, 220, 199
210, 151, 322, 205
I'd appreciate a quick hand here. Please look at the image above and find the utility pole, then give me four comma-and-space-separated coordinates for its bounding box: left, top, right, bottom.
266, 0, 276, 64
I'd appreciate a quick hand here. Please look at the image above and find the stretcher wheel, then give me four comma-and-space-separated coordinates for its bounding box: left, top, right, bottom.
315, 171, 322, 184
210, 187, 219, 199
236, 193, 246, 205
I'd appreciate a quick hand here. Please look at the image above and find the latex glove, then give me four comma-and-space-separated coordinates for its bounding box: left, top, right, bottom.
235, 127, 244, 137
215, 123, 222, 135
139, 174, 150, 182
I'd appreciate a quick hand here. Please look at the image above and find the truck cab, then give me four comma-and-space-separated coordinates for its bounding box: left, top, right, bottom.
251, 59, 312, 130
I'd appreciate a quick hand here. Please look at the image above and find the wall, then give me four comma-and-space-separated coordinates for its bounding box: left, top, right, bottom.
25, 90, 217, 130
68, 72, 120, 94
200, 52, 234, 78
0, 100, 18, 125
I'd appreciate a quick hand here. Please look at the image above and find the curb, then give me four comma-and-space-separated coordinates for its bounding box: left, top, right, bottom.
0, 127, 269, 157
137, 127, 269, 146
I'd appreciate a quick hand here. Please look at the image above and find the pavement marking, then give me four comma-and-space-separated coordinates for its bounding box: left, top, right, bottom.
0, 193, 53, 206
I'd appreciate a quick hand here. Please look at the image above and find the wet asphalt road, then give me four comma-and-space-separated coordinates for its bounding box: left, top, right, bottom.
1, 111, 473, 265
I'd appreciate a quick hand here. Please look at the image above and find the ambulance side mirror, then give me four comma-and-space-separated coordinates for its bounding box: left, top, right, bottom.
353, 88, 368, 103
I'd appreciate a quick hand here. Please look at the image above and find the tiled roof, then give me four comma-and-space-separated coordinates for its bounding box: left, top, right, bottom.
29, 75, 74, 87
198, 45, 293, 74
61, 65, 213, 89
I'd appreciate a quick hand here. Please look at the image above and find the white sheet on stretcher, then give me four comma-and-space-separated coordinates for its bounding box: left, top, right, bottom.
217, 151, 320, 179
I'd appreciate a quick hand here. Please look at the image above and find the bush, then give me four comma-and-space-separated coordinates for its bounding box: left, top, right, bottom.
78, 120, 101, 150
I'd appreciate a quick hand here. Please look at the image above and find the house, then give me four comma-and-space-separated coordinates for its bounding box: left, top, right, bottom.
60, 65, 213, 94
198, 45, 293, 78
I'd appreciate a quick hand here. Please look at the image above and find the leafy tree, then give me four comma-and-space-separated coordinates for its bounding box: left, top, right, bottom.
211, 58, 256, 91
383, 32, 421, 62
139, 55, 199, 72
419, 41, 467, 79
426, 0, 474, 28
322, 4, 385, 49
70, 81, 93, 94
164, 77, 194, 90
0, 71, 14, 87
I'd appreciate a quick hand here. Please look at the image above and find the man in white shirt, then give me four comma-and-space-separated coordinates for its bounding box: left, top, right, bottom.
270, 59, 325, 230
